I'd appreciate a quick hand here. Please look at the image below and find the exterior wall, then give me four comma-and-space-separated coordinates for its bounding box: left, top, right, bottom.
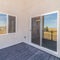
0, 0, 25, 49
23, 0, 60, 58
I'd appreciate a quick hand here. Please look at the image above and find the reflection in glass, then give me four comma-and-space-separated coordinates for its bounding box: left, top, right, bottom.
0, 14, 7, 34
42, 13, 57, 51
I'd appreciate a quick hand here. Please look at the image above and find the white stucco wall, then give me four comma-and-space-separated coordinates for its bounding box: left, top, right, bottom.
0, 0, 26, 49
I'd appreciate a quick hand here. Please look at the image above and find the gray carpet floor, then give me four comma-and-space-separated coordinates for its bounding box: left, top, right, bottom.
0, 42, 60, 60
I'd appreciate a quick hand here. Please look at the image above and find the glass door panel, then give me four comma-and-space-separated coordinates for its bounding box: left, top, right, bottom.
42, 12, 57, 51
31, 17, 40, 45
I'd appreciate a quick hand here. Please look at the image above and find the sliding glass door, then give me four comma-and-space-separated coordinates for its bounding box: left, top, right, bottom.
31, 11, 58, 52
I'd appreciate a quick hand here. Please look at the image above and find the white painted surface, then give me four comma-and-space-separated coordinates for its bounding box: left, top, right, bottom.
0, 0, 25, 49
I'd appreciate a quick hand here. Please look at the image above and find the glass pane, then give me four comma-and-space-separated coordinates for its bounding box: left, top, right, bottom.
0, 14, 7, 34
8, 16, 16, 33
42, 13, 57, 51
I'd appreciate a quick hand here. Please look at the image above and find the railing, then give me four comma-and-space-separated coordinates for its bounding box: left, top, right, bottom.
43, 31, 57, 41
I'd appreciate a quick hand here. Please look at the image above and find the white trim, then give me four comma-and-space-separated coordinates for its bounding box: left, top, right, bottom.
6, 14, 8, 34
41, 11, 59, 16
0, 12, 16, 16
15, 16, 17, 33
40, 17, 42, 46
57, 11, 59, 53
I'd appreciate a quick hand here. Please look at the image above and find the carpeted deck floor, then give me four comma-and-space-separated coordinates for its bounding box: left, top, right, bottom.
0, 42, 60, 60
